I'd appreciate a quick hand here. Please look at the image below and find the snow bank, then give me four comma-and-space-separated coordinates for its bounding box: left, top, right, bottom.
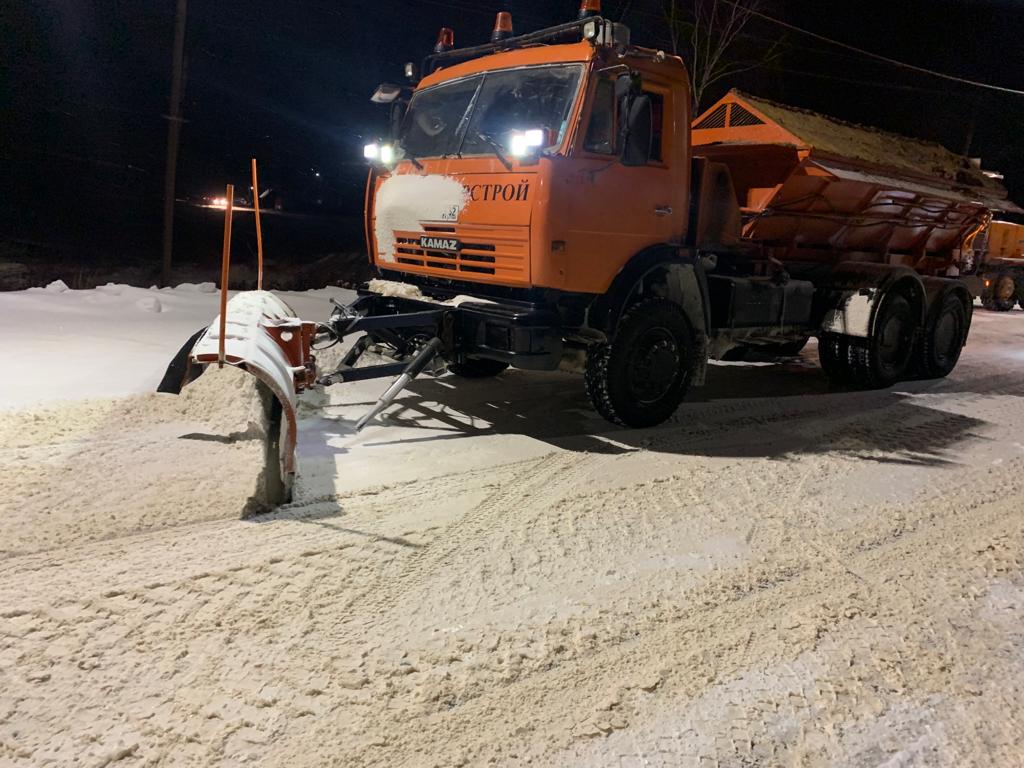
0, 365, 273, 556
173, 281, 218, 293
0, 283, 354, 410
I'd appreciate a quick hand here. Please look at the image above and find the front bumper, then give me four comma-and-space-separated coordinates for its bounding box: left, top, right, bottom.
347, 288, 563, 371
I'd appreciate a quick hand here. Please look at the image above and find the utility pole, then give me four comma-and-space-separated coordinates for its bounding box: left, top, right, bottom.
160, 0, 188, 287
962, 94, 982, 157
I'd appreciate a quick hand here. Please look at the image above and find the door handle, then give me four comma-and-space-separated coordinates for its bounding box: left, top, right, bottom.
654, 205, 673, 216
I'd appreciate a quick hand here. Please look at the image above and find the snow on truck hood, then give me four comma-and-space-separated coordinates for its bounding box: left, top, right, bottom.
373, 174, 469, 263
372, 172, 536, 263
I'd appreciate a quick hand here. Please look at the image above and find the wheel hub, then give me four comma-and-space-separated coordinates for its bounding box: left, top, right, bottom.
627, 328, 680, 404
876, 299, 914, 373
996, 276, 1016, 301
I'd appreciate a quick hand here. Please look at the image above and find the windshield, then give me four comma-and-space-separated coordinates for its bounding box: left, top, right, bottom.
399, 64, 583, 159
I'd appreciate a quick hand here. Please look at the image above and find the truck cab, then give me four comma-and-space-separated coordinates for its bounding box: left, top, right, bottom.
351, 5, 1009, 428
367, 38, 695, 298
357, 13, 743, 425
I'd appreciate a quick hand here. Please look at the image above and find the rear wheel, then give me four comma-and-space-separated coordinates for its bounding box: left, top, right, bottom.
917, 293, 968, 379
585, 298, 695, 428
447, 358, 509, 378
847, 292, 916, 388
818, 291, 917, 389
818, 333, 852, 386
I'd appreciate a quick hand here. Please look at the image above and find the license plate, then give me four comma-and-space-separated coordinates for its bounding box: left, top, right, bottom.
419, 235, 459, 252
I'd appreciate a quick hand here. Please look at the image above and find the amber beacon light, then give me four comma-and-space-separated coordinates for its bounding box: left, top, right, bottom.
433, 27, 455, 53
578, 0, 601, 19
491, 12, 514, 42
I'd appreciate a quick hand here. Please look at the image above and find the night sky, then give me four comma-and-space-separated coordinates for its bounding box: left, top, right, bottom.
3, 0, 1023, 264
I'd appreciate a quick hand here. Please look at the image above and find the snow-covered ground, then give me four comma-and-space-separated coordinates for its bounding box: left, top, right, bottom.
0, 281, 346, 410
1, 284, 1023, 766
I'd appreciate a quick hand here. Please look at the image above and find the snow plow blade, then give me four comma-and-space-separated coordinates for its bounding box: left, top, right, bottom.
158, 291, 317, 504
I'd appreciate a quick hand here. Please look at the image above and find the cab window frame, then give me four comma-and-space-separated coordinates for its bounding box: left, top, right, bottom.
581, 75, 618, 156
642, 82, 671, 167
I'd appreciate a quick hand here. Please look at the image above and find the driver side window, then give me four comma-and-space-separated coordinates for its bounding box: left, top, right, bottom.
584, 78, 616, 155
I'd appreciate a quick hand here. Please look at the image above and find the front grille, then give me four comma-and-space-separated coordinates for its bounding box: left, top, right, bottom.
388, 223, 529, 285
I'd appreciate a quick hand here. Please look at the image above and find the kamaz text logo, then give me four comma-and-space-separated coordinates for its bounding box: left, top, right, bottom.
420, 236, 459, 251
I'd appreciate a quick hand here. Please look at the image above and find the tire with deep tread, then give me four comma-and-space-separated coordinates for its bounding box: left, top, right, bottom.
818, 291, 917, 389
585, 298, 695, 428
845, 292, 916, 388
917, 292, 968, 379
447, 358, 509, 378
817, 333, 852, 386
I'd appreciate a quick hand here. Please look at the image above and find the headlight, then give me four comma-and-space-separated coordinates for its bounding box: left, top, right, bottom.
509, 129, 545, 157
364, 142, 395, 166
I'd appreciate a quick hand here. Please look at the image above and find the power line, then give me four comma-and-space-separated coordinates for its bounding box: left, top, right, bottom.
771, 67, 951, 96
719, 0, 1024, 97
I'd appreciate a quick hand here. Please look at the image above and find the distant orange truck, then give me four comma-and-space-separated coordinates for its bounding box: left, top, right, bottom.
968, 220, 1024, 311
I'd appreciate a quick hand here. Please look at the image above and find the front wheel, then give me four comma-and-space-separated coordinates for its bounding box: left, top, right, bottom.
585, 298, 695, 428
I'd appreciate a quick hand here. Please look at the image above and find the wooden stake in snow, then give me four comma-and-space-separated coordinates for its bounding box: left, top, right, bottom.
251, 158, 265, 291
218, 184, 234, 368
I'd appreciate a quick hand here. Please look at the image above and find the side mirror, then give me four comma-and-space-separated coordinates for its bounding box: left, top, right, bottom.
620, 94, 652, 167
614, 71, 641, 101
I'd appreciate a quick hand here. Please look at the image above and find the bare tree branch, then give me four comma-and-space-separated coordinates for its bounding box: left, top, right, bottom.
663, 0, 773, 112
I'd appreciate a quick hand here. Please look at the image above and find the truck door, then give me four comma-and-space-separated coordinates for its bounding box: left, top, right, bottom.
563, 72, 689, 295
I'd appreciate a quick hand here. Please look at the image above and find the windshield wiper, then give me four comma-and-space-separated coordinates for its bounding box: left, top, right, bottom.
397, 145, 423, 170
476, 131, 512, 171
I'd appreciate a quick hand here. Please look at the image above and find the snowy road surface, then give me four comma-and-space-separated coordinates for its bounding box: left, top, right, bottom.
1, 285, 1023, 766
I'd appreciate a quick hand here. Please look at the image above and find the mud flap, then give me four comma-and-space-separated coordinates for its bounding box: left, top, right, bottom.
163, 291, 317, 505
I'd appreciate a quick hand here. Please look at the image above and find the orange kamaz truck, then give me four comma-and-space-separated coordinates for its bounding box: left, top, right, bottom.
967, 220, 1024, 311
161, 3, 1020, 501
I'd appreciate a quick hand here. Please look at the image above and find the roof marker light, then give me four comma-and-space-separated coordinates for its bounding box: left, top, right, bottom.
491, 11, 513, 42
578, 0, 601, 19
434, 27, 455, 53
